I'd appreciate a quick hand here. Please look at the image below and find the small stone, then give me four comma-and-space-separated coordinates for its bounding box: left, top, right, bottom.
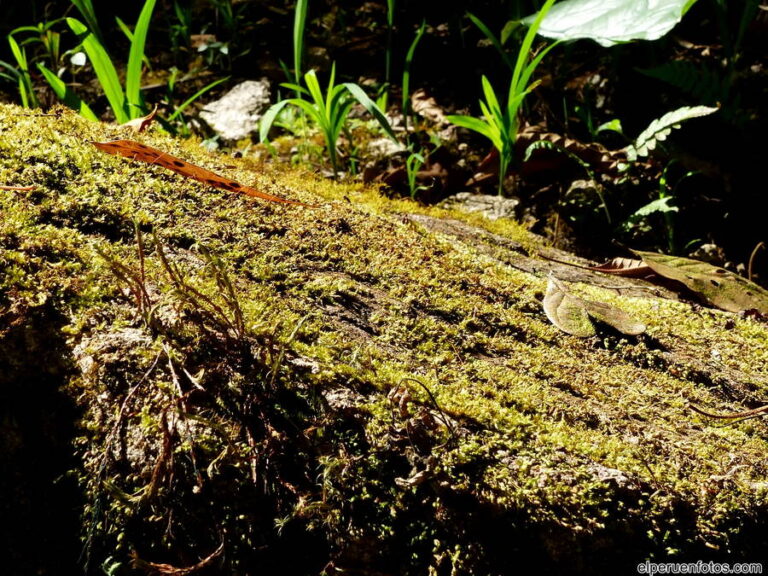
366, 137, 406, 159
199, 79, 272, 141
440, 191, 520, 220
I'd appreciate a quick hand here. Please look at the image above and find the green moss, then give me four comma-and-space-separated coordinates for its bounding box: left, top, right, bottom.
2, 103, 768, 574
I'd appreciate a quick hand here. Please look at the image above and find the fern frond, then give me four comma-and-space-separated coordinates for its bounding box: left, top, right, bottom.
626, 105, 718, 161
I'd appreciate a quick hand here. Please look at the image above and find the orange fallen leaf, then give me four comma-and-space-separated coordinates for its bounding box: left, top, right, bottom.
123, 104, 158, 133
92, 139, 307, 206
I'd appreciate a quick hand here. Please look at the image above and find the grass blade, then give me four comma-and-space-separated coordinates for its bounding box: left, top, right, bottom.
126, 0, 157, 119
67, 17, 127, 123
468, 12, 515, 72
481, 76, 502, 120
259, 99, 292, 142
278, 81, 308, 96
515, 41, 560, 106
344, 83, 398, 142
288, 98, 324, 126
293, 0, 308, 84
511, 0, 557, 96
167, 76, 230, 122
445, 114, 500, 147
402, 19, 426, 128
7, 36, 38, 108
303, 70, 325, 116
37, 63, 99, 121
325, 62, 337, 121
386, 0, 395, 84
70, 0, 105, 45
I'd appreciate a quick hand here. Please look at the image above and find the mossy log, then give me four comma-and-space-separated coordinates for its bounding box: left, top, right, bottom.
2, 104, 767, 575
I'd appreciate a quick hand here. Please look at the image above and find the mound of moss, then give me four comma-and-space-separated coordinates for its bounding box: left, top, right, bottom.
2, 104, 767, 575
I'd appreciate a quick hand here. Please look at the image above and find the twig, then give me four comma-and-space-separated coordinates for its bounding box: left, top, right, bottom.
748, 241, 765, 282
0, 184, 36, 191
537, 251, 598, 271
164, 344, 204, 492
130, 541, 224, 575
397, 376, 457, 445
689, 402, 768, 423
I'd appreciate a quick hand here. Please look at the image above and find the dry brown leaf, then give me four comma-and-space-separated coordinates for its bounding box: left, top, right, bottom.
588, 257, 654, 277
411, 89, 447, 124
122, 104, 158, 133
190, 34, 217, 50
543, 274, 646, 337
633, 249, 768, 314
92, 139, 308, 205
580, 298, 646, 335
543, 275, 595, 337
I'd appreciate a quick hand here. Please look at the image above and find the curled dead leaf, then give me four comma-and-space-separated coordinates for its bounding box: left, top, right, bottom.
543, 274, 646, 337
580, 298, 646, 336
543, 275, 595, 337
92, 139, 309, 206
122, 104, 158, 133
395, 469, 432, 488
588, 257, 654, 278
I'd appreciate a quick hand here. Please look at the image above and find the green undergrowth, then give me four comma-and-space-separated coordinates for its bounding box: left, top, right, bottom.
2, 103, 768, 574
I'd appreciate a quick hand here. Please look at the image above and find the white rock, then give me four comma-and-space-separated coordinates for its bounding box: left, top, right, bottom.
199, 79, 272, 141
440, 192, 520, 220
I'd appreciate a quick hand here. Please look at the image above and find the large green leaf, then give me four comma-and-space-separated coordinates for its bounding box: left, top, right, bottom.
633, 250, 768, 314
526, 0, 699, 47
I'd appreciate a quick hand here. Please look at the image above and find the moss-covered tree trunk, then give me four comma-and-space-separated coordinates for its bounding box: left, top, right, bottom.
2, 104, 767, 575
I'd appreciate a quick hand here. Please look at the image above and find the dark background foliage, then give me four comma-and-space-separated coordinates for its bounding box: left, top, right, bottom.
1, 0, 765, 269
